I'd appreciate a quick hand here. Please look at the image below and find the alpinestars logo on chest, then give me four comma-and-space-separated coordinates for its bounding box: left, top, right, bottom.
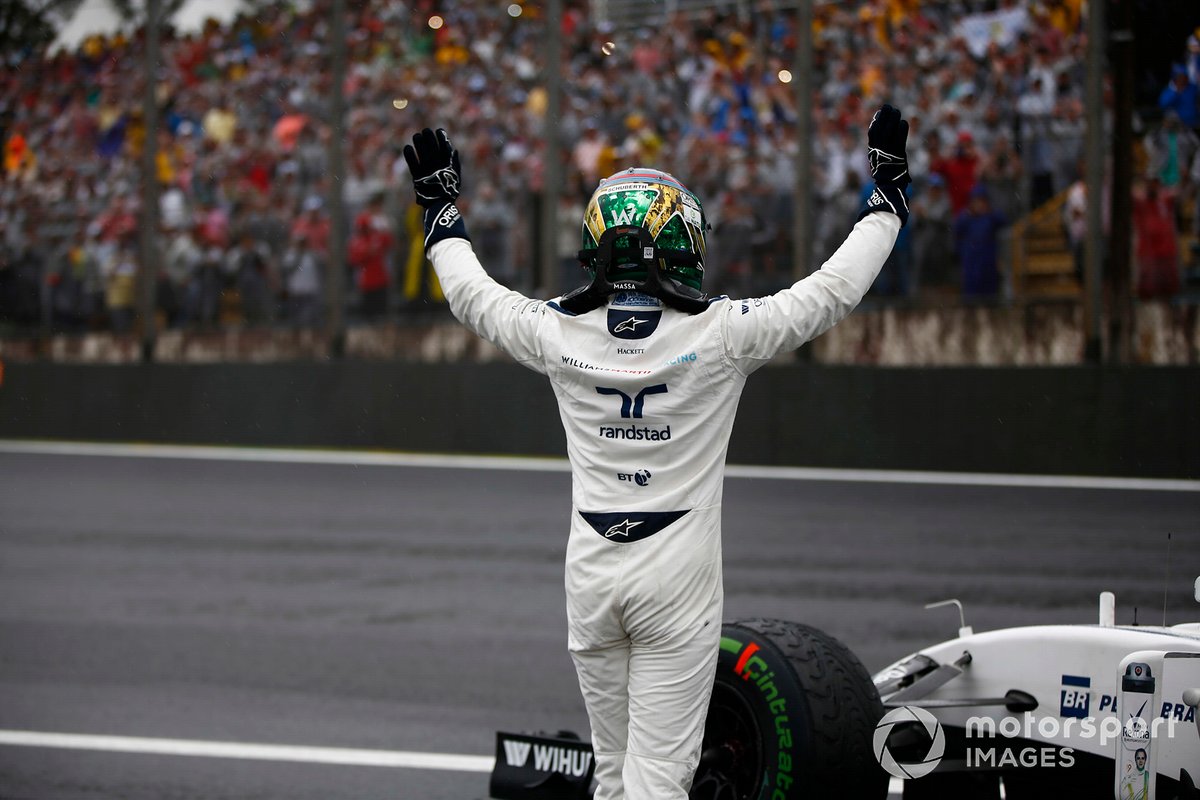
604, 519, 644, 538
614, 316, 647, 333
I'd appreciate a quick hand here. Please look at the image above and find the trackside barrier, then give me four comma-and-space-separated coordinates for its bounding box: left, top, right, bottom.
0, 363, 1195, 478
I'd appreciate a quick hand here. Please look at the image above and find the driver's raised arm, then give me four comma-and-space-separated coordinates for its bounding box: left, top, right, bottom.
723, 212, 899, 371
404, 129, 547, 373
724, 104, 911, 374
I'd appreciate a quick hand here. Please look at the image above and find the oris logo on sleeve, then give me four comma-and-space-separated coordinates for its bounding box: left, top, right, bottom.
436, 204, 462, 227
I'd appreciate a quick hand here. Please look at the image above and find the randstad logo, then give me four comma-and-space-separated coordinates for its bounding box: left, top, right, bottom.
873, 706, 946, 780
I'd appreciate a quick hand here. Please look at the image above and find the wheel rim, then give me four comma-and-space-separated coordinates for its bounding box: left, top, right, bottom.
694, 680, 766, 799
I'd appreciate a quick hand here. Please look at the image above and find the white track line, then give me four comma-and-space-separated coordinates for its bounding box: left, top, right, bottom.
0, 439, 1196, 492
0, 728, 908, 794
0, 729, 493, 772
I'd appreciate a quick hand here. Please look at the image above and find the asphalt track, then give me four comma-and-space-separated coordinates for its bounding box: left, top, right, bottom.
0, 445, 1197, 800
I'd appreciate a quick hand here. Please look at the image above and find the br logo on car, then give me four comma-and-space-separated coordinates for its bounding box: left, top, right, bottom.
873, 705, 945, 779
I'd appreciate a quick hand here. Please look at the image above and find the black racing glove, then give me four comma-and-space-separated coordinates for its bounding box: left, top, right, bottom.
403, 127, 471, 250
859, 104, 911, 227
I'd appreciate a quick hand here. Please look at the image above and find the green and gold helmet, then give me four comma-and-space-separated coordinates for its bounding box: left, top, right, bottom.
567, 168, 708, 314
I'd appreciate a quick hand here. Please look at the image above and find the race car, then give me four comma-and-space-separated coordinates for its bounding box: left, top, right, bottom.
487, 579, 1200, 800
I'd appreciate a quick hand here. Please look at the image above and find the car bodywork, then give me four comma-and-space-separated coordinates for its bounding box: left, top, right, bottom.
872, 589, 1200, 798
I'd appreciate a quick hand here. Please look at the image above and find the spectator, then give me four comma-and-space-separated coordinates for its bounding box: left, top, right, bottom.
163, 222, 202, 327
190, 239, 225, 328
225, 229, 275, 324
954, 185, 1007, 300
103, 234, 138, 332
291, 196, 329, 258
3, 224, 46, 328
1131, 177, 1180, 299
1017, 72, 1058, 208
0, 0, 1182, 334
3, 126, 37, 183
932, 131, 979, 214
202, 92, 238, 148
912, 175, 955, 296
281, 230, 323, 327
272, 100, 308, 152
344, 157, 385, 222
1147, 111, 1199, 191
573, 123, 608, 186
977, 133, 1024, 222
1187, 34, 1200, 87
53, 231, 103, 331
1063, 168, 1088, 282
1159, 65, 1199, 131
347, 199, 394, 319
713, 190, 756, 298
470, 183, 517, 288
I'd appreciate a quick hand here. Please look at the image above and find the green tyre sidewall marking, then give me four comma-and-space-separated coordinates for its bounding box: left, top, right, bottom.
707, 620, 890, 800
713, 622, 813, 800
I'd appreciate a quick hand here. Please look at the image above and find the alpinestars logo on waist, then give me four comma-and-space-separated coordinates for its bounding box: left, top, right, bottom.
604, 519, 644, 538
614, 316, 647, 333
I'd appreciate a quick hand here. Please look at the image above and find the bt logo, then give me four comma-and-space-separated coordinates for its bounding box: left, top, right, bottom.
596, 383, 667, 418
617, 469, 652, 486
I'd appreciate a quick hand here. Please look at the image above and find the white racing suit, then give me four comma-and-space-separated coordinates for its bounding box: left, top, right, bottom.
428, 211, 899, 799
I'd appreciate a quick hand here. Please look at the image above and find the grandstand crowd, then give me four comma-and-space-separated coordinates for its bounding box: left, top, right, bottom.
1, 0, 1197, 335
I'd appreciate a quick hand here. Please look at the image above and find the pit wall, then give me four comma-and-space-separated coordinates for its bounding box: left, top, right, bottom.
1, 361, 1195, 478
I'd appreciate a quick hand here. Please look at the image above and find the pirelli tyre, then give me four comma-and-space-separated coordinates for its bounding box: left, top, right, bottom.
690, 619, 889, 800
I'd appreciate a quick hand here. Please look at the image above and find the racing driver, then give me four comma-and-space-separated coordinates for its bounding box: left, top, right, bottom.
403, 104, 910, 799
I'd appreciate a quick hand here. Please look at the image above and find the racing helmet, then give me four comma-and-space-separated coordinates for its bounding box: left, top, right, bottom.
560, 168, 709, 314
